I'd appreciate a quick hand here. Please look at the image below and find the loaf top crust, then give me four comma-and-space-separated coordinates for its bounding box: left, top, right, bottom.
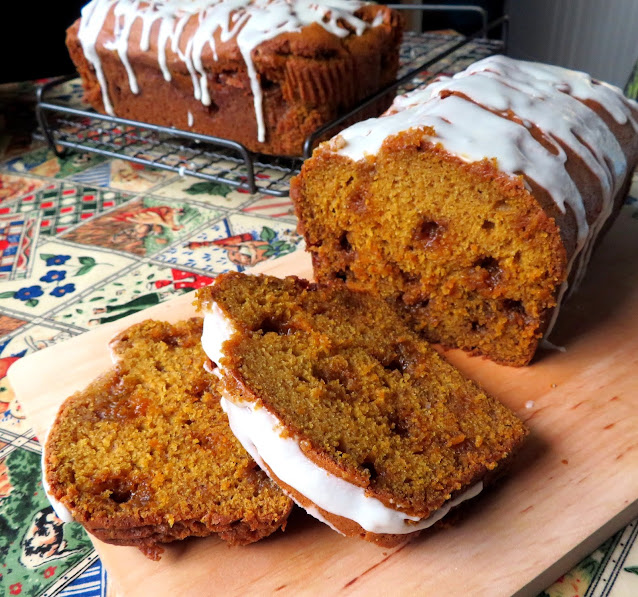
72, 0, 398, 142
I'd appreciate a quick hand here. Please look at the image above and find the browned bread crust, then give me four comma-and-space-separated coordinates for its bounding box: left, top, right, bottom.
44, 318, 292, 559
65, 2, 403, 156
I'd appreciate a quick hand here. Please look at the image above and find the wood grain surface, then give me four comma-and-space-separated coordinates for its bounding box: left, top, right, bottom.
10, 208, 638, 597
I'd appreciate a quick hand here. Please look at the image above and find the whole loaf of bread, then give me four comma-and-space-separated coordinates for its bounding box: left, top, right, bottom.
66, 0, 403, 156
291, 55, 638, 366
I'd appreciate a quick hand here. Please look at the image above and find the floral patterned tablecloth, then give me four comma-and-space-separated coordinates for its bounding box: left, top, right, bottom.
1, 42, 638, 597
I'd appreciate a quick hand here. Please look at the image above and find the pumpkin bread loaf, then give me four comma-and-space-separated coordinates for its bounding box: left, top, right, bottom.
196, 273, 527, 547
290, 55, 638, 365
43, 318, 292, 560
66, 0, 403, 156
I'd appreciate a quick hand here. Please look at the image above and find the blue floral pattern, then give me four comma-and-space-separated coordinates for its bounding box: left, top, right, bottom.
50, 284, 76, 298
44, 255, 71, 266
14, 286, 44, 301
40, 270, 67, 283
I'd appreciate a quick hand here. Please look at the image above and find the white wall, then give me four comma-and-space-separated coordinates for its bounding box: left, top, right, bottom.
507, 0, 638, 89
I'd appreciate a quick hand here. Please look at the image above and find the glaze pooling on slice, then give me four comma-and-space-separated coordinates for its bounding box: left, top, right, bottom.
77, 0, 384, 143
220, 394, 484, 535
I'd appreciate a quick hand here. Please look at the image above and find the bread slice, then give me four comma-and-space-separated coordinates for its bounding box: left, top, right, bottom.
197, 273, 527, 546
43, 318, 292, 560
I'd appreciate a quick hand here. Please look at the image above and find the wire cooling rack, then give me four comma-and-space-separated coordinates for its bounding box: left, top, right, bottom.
35, 14, 505, 196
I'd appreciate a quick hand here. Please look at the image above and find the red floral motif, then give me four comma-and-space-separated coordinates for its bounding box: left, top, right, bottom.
0, 461, 13, 501
151, 269, 214, 291
0, 355, 20, 378
10, 583, 22, 595
44, 566, 56, 578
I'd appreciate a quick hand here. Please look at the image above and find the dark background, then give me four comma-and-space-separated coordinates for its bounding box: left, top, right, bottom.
2, 2, 85, 83
382, 0, 505, 38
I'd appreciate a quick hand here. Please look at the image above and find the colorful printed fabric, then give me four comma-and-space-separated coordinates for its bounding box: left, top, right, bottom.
1, 34, 638, 597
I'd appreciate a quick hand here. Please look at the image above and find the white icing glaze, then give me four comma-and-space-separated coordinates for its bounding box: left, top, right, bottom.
467, 56, 638, 133
221, 394, 483, 535
201, 301, 237, 367
333, 55, 638, 338
76, 0, 383, 143
78, 0, 117, 114
201, 301, 484, 535
539, 339, 566, 353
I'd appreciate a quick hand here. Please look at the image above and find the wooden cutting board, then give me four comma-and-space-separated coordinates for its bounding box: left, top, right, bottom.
10, 207, 638, 597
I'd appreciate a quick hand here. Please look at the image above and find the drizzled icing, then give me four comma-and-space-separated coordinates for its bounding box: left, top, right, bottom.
77, 0, 382, 143
334, 55, 638, 338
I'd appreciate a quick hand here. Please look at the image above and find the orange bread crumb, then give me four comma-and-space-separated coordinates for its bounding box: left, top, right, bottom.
44, 318, 292, 559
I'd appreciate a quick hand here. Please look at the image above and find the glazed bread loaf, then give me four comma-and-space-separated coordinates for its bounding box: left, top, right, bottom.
43, 319, 292, 560
66, 0, 403, 156
291, 55, 638, 366
197, 273, 527, 547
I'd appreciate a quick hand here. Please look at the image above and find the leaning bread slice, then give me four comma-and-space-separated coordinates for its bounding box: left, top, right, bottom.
196, 273, 528, 547
43, 318, 292, 560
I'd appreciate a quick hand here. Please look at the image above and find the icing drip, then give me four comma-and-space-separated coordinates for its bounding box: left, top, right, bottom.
334, 55, 637, 339
104, 1, 143, 94
78, 0, 118, 114
77, 0, 382, 143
